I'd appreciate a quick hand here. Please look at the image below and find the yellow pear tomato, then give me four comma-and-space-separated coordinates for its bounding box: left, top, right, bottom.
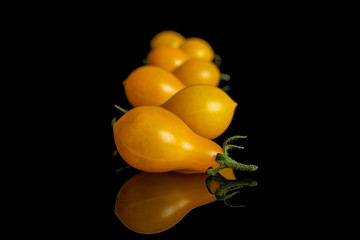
123, 65, 185, 107
161, 85, 237, 139
180, 37, 215, 61
150, 30, 186, 49
172, 59, 221, 87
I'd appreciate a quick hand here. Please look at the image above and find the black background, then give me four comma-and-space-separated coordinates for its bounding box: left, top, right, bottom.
77, 21, 300, 238
25, 8, 328, 238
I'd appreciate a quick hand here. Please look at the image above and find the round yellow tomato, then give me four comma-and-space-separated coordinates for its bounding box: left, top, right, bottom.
172, 59, 221, 87
123, 65, 185, 107
180, 37, 214, 61
150, 30, 185, 49
147, 46, 190, 72
161, 85, 237, 140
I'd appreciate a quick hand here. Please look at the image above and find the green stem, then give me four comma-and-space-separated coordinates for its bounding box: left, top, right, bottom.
143, 57, 148, 65
116, 165, 132, 173
214, 53, 222, 67
222, 135, 247, 150
207, 153, 258, 175
111, 117, 117, 127
112, 149, 118, 157
220, 73, 231, 81
206, 135, 258, 175
221, 85, 230, 92
114, 104, 128, 113
222, 135, 247, 156
224, 144, 244, 154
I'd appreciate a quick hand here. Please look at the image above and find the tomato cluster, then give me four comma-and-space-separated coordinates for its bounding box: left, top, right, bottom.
114, 30, 258, 174
113, 30, 259, 234
147, 31, 220, 86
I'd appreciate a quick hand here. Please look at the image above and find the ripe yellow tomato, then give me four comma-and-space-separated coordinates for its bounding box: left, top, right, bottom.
115, 172, 220, 234
113, 106, 223, 172
180, 37, 215, 61
172, 59, 221, 87
123, 65, 185, 107
147, 46, 190, 72
150, 30, 186, 49
113, 106, 257, 174
161, 85, 237, 140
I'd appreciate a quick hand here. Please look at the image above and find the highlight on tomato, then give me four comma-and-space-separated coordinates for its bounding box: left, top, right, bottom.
180, 37, 215, 61
123, 65, 185, 107
115, 171, 257, 234
112, 105, 257, 175
161, 85, 237, 140
150, 30, 185, 49
172, 59, 221, 87
146, 46, 190, 72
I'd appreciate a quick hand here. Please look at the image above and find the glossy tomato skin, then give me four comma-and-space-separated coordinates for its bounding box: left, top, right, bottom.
180, 37, 214, 61
150, 30, 185, 49
123, 65, 185, 107
115, 172, 219, 234
161, 85, 237, 140
172, 59, 221, 87
113, 106, 223, 172
147, 46, 190, 72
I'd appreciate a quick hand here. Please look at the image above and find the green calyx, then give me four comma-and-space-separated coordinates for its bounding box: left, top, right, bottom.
206, 135, 258, 176
206, 173, 258, 207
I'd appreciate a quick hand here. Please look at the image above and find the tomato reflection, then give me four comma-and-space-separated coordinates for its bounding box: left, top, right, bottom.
115, 170, 256, 234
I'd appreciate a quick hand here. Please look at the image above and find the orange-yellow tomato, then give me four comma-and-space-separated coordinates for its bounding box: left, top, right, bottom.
161, 85, 237, 140
115, 172, 220, 234
180, 37, 215, 61
123, 65, 185, 107
172, 59, 221, 87
113, 106, 223, 173
150, 30, 186, 49
147, 46, 190, 72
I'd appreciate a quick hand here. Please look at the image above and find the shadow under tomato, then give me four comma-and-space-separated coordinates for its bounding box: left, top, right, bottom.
114, 171, 257, 234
